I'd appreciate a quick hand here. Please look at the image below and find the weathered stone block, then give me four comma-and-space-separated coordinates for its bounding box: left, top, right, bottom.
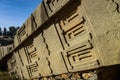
43, 0, 71, 17
32, 2, 48, 28
16, 25, 28, 43
82, 0, 120, 66
27, 61, 40, 79
48, 53, 68, 75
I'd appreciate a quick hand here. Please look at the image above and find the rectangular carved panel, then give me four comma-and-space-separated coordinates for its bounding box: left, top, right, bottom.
27, 61, 40, 79
66, 40, 93, 62
17, 25, 28, 43
62, 40, 99, 72
26, 40, 39, 63
56, 4, 100, 72
58, 6, 88, 48
27, 44, 37, 58
44, 0, 71, 17
60, 13, 86, 43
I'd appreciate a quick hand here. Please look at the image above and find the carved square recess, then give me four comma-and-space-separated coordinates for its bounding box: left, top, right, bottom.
26, 41, 39, 63
27, 61, 40, 79
44, 0, 70, 17
62, 14, 84, 38
57, 6, 99, 71
61, 40, 99, 72
17, 25, 28, 42
59, 8, 88, 48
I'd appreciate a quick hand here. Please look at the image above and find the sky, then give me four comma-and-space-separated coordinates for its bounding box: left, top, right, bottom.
0, 0, 42, 29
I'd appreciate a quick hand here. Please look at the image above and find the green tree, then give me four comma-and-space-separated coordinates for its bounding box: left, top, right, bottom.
3, 27, 7, 36
0, 27, 2, 36
9, 26, 16, 36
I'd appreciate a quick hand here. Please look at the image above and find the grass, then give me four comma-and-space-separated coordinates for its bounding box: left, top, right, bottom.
0, 71, 11, 80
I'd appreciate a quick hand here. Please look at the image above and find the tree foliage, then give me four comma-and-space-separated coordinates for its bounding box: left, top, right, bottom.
3, 27, 7, 35
0, 27, 2, 35
0, 26, 19, 37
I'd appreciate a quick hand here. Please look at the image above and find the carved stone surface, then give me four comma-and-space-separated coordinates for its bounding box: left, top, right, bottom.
1, 0, 120, 79
27, 61, 40, 79
32, 3, 48, 28
55, 0, 99, 72
43, 0, 71, 17
82, 0, 120, 65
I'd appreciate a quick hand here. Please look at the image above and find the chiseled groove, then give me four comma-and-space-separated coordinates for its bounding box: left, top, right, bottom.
67, 45, 87, 53
41, 31, 51, 56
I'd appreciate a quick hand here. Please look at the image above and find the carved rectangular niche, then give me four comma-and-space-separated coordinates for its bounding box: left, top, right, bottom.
56, 5, 99, 72
27, 61, 40, 79
25, 40, 39, 63
44, 0, 71, 17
